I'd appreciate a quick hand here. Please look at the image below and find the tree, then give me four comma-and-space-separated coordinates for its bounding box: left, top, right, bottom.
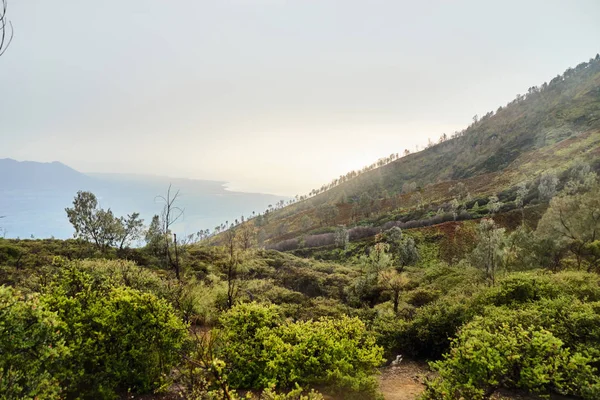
537, 187, 600, 271
362, 242, 393, 275
379, 269, 409, 313
397, 236, 419, 267
358, 192, 373, 217
0, 0, 13, 57
565, 161, 597, 195
334, 226, 349, 249
155, 185, 184, 280
65, 191, 143, 253
145, 215, 163, 255
450, 198, 460, 221
316, 204, 338, 226
469, 218, 506, 285
300, 215, 313, 230
116, 213, 144, 250
487, 195, 502, 215
237, 223, 257, 251
221, 229, 244, 309
449, 182, 469, 201
538, 171, 558, 201
411, 191, 423, 209
402, 181, 417, 194
515, 182, 529, 223
384, 227, 419, 268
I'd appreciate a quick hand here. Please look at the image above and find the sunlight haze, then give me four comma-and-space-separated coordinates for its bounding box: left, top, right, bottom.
1, 0, 599, 195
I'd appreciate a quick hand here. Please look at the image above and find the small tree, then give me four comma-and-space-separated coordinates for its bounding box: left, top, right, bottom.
379, 269, 409, 313
65, 191, 143, 253
450, 198, 460, 221
537, 187, 600, 271
144, 215, 163, 255
564, 161, 597, 195
300, 215, 313, 230
359, 192, 373, 217
155, 185, 184, 279
538, 171, 558, 201
515, 182, 528, 223
449, 182, 469, 201
469, 218, 506, 285
116, 213, 144, 250
220, 229, 247, 309
487, 195, 502, 215
316, 204, 339, 226
411, 191, 423, 209
237, 223, 257, 251
334, 226, 349, 249
402, 181, 417, 194
384, 227, 419, 267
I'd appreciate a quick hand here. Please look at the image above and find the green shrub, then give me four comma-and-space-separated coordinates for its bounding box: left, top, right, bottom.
0, 286, 68, 400
474, 271, 600, 307
395, 295, 475, 358
479, 297, 600, 361
406, 288, 441, 307
218, 303, 384, 398
422, 313, 600, 400
42, 266, 187, 399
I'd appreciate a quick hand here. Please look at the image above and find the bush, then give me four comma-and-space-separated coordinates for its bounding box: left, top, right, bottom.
422, 313, 600, 400
474, 271, 600, 307
218, 303, 384, 398
393, 296, 475, 358
42, 265, 187, 399
407, 288, 441, 307
0, 286, 68, 400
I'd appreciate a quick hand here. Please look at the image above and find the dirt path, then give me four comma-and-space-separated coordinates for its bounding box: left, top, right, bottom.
378, 361, 430, 400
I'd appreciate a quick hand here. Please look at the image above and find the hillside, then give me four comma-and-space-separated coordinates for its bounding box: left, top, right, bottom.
223, 54, 600, 249
3, 56, 600, 400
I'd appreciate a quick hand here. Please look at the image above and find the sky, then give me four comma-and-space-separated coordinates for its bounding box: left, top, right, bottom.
1, 0, 599, 196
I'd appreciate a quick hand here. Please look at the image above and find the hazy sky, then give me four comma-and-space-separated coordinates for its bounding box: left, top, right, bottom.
1, 1, 599, 195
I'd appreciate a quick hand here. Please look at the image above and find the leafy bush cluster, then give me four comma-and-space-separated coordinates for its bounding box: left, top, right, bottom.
217, 303, 384, 399
423, 311, 600, 399
0, 263, 187, 399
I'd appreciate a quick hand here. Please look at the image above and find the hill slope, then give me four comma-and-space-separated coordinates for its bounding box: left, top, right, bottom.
221, 54, 600, 248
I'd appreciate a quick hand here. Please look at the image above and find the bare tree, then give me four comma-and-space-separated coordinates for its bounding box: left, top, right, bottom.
0, 0, 14, 57
223, 229, 241, 309
156, 185, 184, 280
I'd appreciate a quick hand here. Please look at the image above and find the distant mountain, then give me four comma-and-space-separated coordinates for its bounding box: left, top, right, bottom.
0, 160, 287, 239
0, 158, 94, 190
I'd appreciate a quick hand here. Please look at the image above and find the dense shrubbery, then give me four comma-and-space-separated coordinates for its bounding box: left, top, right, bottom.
2, 163, 600, 399
217, 303, 384, 398
0, 263, 188, 399
0, 286, 68, 400
422, 311, 600, 400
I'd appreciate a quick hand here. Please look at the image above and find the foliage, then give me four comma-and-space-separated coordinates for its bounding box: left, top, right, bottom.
65, 191, 144, 252
0, 286, 68, 400
469, 218, 506, 284
422, 312, 600, 400
217, 303, 384, 398
537, 185, 600, 271
41, 265, 187, 399
538, 171, 559, 201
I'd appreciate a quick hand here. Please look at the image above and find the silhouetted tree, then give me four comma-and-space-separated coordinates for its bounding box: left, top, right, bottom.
156, 185, 184, 280
0, 0, 13, 57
